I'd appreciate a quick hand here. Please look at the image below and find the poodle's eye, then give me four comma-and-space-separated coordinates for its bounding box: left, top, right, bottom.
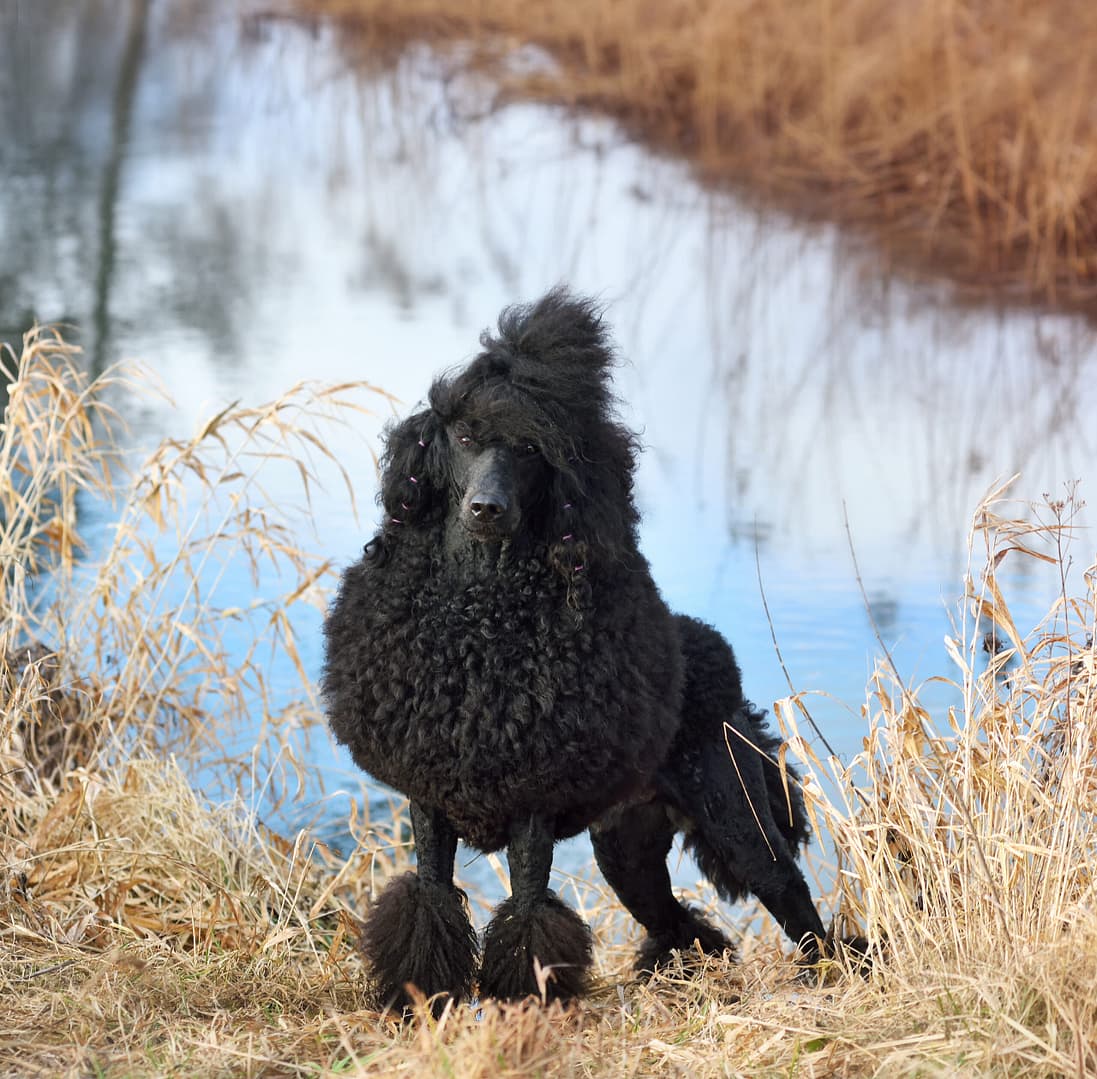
520, 443, 539, 457
458, 434, 474, 447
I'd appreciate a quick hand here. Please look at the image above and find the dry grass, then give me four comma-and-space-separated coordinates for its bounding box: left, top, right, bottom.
2, 331, 1096, 1075
774, 482, 1097, 1075
292, 0, 1097, 311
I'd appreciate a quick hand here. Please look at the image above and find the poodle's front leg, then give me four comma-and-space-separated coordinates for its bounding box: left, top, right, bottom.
478, 814, 593, 1001
360, 802, 477, 1014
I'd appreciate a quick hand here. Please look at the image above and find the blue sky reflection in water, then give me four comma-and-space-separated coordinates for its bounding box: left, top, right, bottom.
2, 2, 1096, 904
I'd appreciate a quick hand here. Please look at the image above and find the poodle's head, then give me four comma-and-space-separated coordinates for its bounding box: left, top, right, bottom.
378, 288, 641, 581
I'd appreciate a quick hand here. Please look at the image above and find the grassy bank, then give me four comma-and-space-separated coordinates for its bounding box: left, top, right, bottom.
293, 0, 1097, 312
3, 335, 1096, 1075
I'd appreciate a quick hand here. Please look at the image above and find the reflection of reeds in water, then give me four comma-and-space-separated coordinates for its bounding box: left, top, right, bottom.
3, 332, 1096, 1073
7, 3, 1093, 581
294, 44, 1097, 572
697, 233, 1097, 570
303, 0, 1097, 310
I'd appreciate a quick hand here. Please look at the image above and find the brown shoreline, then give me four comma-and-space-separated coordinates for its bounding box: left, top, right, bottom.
292, 0, 1097, 319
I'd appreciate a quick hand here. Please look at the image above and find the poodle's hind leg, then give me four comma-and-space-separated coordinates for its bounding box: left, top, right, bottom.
590, 801, 733, 975
479, 815, 593, 1002
360, 802, 478, 1014
662, 730, 826, 960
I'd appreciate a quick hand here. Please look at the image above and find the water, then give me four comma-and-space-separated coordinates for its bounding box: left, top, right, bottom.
3, 1, 1095, 900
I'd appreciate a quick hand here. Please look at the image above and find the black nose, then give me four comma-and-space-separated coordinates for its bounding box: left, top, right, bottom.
469, 494, 508, 521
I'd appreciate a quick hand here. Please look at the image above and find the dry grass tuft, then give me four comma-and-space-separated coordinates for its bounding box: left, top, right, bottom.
777, 479, 1097, 1075
2, 332, 1096, 1074
0, 325, 393, 797
293, 0, 1097, 310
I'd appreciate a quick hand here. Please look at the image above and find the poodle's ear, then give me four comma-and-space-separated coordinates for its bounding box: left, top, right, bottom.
379, 407, 447, 533
544, 421, 640, 598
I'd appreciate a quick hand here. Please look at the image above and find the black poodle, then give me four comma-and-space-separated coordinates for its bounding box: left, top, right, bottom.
322, 288, 828, 1009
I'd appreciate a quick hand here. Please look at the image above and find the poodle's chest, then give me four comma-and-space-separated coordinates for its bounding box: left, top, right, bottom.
324, 552, 683, 842
361, 575, 656, 731
390, 577, 593, 721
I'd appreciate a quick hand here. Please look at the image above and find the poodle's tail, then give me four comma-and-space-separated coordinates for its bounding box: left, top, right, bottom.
667, 616, 824, 950
671, 718, 825, 950
681, 703, 811, 902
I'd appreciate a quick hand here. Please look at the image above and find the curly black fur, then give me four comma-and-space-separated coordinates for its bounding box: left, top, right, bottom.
479, 892, 593, 1001
359, 873, 478, 1014
323, 288, 828, 1005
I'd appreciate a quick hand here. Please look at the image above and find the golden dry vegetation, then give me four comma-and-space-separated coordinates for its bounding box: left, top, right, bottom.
295, 0, 1097, 312
2, 333, 1096, 1075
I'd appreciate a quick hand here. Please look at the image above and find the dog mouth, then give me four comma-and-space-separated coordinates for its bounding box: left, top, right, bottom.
462, 517, 513, 543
